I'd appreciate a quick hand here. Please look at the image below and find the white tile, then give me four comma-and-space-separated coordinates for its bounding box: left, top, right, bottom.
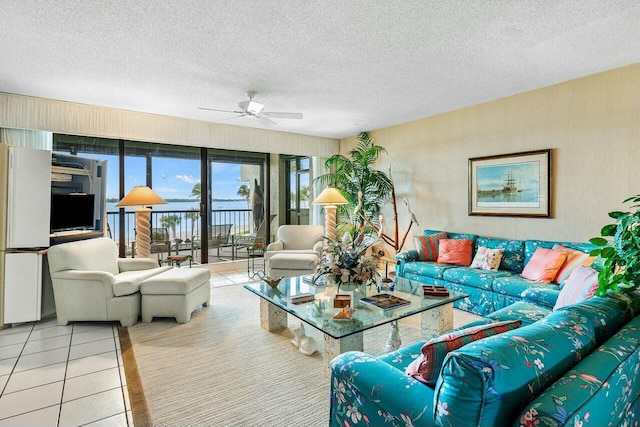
0, 323, 33, 336
28, 325, 73, 341
32, 317, 59, 330
13, 347, 69, 373
62, 367, 121, 402
3, 362, 66, 394
210, 277, 234, 286
66, 352, 118, 379
0, 331, 30, 347
72, 322, 113, 333
0, 375, 8, 391
0, 381, 63, 419
0, 404, 59, 427
84, 412, 128, 427
69, 338, 116, 360
116, 349, 123, 367
71, 327, 115, 346
0, 343, 24, 361
22, 334, 71, 355
0, 358, 17, 377
58, 388, 125, 427
126, 410, 133, 427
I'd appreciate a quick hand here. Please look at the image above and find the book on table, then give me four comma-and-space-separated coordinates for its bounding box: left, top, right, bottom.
286, 293, 315, 304
359, 293, 411, 311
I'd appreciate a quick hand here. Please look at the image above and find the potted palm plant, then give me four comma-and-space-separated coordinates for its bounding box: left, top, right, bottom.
589, 194, 640, 295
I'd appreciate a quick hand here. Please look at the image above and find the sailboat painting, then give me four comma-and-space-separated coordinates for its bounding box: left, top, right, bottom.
469, 150, 550, 217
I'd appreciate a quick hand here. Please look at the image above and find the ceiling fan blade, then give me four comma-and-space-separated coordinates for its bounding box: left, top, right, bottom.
197, 107, 242, 114
262, 112, 303, 119
256, 116, 277, 127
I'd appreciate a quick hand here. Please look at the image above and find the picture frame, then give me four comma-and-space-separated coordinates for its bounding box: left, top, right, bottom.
468, 149, 551, 217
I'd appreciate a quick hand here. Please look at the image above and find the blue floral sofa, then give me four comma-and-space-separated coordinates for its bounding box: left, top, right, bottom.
396, 230, 595, 316
329, 292, 640, 427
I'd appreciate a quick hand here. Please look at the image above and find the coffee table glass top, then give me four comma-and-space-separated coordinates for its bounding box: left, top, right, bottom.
243, 276, 466, 339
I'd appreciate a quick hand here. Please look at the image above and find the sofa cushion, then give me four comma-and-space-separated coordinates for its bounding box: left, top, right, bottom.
520, 286, 561, 309
552, 244, 595, 284
442, 267, 509, 291
112, 267, 170, 297
475, 236, 525, 273
487, 300, 551, 326
470, 246, 504, 271
493, 274, 555, 298
414, 232, 447, 261
553, 265, 599, 310
437, 239, 473, 266
515, 313, 640, 427
402, 260, 455, 279
521, 247, 568, 283
406, 320, 522, 386
434, 308, 598, 427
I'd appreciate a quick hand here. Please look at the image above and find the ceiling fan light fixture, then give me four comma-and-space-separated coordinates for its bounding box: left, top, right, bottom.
246, 100, 264, 114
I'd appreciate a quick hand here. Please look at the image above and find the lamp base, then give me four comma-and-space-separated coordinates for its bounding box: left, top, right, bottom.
324, 205, 337, 242
135, 208, 152, 258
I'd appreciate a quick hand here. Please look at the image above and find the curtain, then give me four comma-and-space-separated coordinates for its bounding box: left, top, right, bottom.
0, 128, 53, 150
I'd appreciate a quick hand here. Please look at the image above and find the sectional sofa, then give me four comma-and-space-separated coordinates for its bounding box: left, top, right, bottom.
329, 291, 640, 427
396, 230, 596, 316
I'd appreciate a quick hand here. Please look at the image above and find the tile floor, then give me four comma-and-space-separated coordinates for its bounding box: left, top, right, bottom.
0, 265, 254, 427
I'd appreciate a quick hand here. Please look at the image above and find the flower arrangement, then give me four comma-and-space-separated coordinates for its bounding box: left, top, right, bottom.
313, 230, 383, 289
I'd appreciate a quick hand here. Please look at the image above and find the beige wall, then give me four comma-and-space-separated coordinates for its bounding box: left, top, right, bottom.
341, 64, 640, 244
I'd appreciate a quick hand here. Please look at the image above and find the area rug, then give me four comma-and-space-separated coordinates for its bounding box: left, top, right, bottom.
125, 283, 480, 426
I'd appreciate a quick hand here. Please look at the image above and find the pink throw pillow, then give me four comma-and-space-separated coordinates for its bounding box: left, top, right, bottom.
437, 239, 473, 266
521, 247, 568, 283
553, 265, 599, 310
551, 245, 595, 285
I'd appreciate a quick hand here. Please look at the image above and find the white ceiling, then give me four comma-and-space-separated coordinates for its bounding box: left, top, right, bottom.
1, 1, 639, 140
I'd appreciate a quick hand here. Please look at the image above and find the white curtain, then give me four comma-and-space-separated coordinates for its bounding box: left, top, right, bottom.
0, 128, 52, 150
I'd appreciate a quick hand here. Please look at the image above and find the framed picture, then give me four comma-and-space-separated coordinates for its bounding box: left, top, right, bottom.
469, 149, 551, 217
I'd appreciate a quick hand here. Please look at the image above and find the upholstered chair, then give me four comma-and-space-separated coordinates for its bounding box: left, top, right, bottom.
264, 225, 324, 276
47, 237, 171, 326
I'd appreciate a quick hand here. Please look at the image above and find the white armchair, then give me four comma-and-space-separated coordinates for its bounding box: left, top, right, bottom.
47, 237, 171, 327
264, 225, 325, 276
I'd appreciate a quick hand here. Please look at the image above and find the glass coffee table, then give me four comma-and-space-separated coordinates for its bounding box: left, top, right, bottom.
243, 276, 466, 373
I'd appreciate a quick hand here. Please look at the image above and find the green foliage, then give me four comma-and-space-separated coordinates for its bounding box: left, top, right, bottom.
160, 214, 182, 238
589, 194, 640, 295
190, 182, 201, 199
314, 132, 393, 227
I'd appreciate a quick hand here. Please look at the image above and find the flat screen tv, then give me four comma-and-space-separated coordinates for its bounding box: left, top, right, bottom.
50, 193, 95, 232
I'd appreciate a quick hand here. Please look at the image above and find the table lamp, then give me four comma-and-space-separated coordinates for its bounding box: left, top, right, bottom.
313, 187, 348, 241
117, 186, 166, 258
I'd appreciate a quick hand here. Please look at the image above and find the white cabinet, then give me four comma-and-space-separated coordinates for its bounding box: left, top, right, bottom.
3, 252, 42, 324
5, 146, 52, 248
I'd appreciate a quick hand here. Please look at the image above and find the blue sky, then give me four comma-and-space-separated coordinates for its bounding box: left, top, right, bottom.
83, 153, 248, 200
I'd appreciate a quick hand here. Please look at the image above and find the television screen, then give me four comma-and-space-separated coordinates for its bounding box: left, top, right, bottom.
50, 193, 95, 232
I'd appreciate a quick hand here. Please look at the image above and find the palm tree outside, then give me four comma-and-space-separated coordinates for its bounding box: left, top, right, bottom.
160, 214, 182, 239
237, 184, 250, 208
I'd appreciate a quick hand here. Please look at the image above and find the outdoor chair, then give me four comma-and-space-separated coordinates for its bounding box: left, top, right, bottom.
150, 227, 172, 257
191, 223, 233, 258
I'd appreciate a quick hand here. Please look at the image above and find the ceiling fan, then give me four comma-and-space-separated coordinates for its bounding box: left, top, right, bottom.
198, 92, 303, 127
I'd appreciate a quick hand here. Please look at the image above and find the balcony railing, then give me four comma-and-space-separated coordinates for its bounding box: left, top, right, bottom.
106, 208, 257, 262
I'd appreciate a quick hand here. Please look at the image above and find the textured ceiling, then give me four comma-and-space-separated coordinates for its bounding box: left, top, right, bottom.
1, 1, 639, 139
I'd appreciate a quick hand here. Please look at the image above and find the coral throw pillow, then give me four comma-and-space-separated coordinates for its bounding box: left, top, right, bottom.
520, 247, 568, 283
405, 320, 522, 386
414, 232, 448, 261
552, 245, 595, 285
553, 265, 599, 310
470, 246, 505, 271
437, 239, 473, 266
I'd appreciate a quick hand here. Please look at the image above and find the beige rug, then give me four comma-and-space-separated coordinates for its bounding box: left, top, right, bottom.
126, 283, 481, 427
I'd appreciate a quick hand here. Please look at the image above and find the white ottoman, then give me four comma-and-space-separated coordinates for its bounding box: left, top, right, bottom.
140, 268, 211, 323
267, 253, 319, 278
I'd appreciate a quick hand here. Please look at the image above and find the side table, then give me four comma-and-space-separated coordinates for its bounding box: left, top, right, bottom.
247, 246, 266, 279
160, 255, 193, 268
